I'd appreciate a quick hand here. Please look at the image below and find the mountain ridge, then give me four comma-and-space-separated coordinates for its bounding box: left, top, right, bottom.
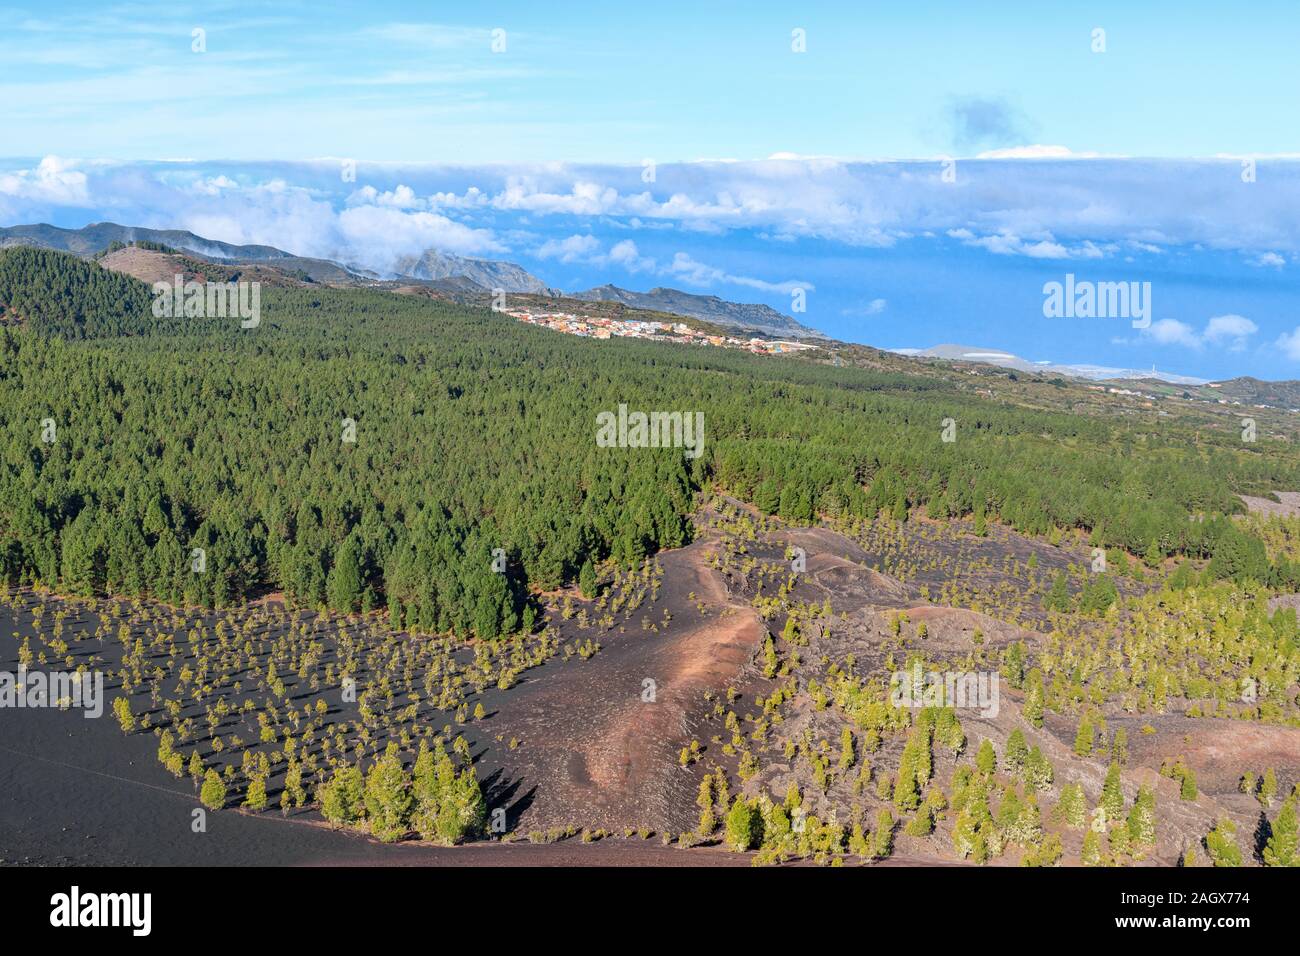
572, 284, 823, 339
390, 248, 558, 295
0, 221, 294, 262
0, 221, 823, 339
898, 342, 1210, 386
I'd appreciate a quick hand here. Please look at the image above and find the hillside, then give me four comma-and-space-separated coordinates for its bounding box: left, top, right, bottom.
1210, 376, 1300, 410
3, 245, 1300, 871
0, 221, 293, 261
390, 248, 558, 294
2, 224, 836, 338
2, 244, 1295, 606
575, 284, 823, 339
903, 343, 1209, 386
0, 245, 154, 337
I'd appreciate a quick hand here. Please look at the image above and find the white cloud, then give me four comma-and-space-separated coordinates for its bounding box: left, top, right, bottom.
531, 235, 657, 274
534, 233, 601, 262
335, 206, 504, 262
842, 299, 887, 317
1203, 314, 1259, 351
1251, 251, 1286, 268
0, 155, 87, 204
190, 175, 239, 195
10, 154, 1300, 285
975, 145, 1098, 159
665, 252, 810, 295
1277, 327, 1300, 361
347, 184, 424, 209
1135, 314, 1259, 352
490, 178, 622, 216
606, 239, 655, 272
1145, 319, 1203, 349
947, 229, 1107, 260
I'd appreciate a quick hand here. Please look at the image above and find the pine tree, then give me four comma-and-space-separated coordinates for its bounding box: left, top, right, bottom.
1052, 783, 1087, 828
363, 742, 413, 843
894, 747, 920, 811
874, 809, 894, 858
848, 822, 871, 857
1260, 767, 1278, 807
1017, 797, 1044, 845
1109, 823, 1131, 861
326, 534, 364, 613
1111, 726, 1128, 764
111, 696, 135, 733
904, 802, 934, 837
976, 739, 996, 775
997, 790, 1024, 834
725, 797, 759, 852
1101, 761, 1124, 820
762, 634, 779, 678
952, 811, 980, 860
839, 726, 855, 771
1021, 832, 1063, 868
1023, 677, 1045, 729
1180, 767, 1198, 801
243, 776, 268, 811
1264, 799, 1299, 867
187, 751, 204, 788
697, 776, 715, 836
1127, 785, 1156, 846
1046, 571, 1072, 612
408, 738, 485, 845
319, 764, 366, 826
1005, 728, 1028, 769
1073, 716, 1094, 757
1023, 747, 1054, 792
1205, 819, 1242, 867
578, 559, 598, 599
1081, 829, 1103, 866
200, 769, 227, 810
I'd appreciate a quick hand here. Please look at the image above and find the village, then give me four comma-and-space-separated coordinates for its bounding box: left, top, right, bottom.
504, 307, 822, 356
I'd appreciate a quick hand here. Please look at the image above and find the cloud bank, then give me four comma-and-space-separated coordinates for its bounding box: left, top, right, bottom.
5, 155, 1300, 275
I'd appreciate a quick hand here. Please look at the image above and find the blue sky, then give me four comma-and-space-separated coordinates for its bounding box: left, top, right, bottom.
1, 1, 1298, 380
3, 0, 1298, 161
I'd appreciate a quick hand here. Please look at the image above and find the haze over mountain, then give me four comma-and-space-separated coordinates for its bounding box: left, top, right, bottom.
0, 221, 826, 339
0, 221, 298, 262
11, 223, 1300, 387
5, 150, 1300, 381
390, 248, 558, 295
895, 343, 1210, 386
573, 285, 822, 339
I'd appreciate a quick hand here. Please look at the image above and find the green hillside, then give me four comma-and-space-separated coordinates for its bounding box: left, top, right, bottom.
0, 250, 1296, 636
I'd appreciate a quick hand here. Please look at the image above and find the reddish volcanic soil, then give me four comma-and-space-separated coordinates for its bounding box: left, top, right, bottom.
470, 533, 768, 834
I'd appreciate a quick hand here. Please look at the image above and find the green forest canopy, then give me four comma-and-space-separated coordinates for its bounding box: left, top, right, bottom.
0, 246, 1294, 637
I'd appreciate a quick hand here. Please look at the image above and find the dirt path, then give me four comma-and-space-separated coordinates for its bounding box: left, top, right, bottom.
469, 533, 769, 833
